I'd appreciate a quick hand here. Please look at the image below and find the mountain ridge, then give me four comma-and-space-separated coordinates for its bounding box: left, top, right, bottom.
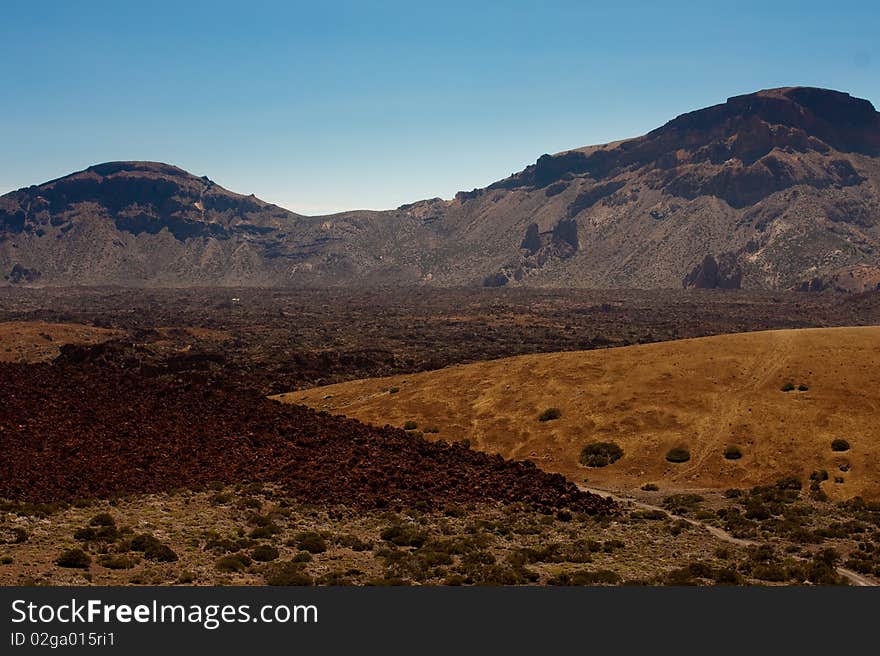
3, 86, 880, 290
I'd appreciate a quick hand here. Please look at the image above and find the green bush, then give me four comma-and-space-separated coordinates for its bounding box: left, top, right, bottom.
641, 483, 659, 491
537, 407, 562, 422
665, 447, 690, 463
264, 561, 314, 586
74, 524, 119, 542
723, 445, 743, 460
831, 439, 850, 452
403, 420, 418, 430
379, 525, 426, 548
89, 513, 116, 527
631, 509, 666, 520
97, 554, 137, 570
251, 545, 280, 562
662, 494, 704, 514
797, 383, 809, 391
781, 382, 796, 392
56, 548, 91, 569
248, 524, 281, 539
130, 533, 178, 562
579, 442, 623, 467
296, 532, 327, 554
215, 553, 252, 573
423, 426, 440, 434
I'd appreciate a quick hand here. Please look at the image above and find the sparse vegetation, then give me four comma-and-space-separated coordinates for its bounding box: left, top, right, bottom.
130, 533, 178, 562
215, 553, 252, 573
831, 439, 850, 452
723, 445, 743, 460
665, 447, 690, 463
537, 407, 562, 422
296, 532, 327, 554
97, 554, 137, 570
403, 420, 418, 430
251, 544, 280, 562
264, 561, 314, 586
56, 548, 91, 569
579, 442, 624, 467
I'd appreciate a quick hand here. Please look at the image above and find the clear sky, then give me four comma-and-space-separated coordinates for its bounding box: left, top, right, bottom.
1, 1, 877, 215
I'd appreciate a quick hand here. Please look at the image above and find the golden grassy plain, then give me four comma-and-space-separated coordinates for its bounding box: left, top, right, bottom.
277, 327, 880, 500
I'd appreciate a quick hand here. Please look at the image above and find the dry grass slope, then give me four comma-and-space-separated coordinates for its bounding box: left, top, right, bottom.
0, 321, 120, 363
277, 327, 880, 500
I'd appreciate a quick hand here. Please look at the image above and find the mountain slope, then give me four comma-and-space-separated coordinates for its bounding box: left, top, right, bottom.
420, 87, 880, 290
2, 87, 880, 289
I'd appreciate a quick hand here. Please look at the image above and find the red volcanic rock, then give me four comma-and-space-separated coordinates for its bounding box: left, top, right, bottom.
0, 363, 614, 514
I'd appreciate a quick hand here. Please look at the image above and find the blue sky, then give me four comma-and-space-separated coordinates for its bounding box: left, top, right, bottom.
1, 1, 877, 214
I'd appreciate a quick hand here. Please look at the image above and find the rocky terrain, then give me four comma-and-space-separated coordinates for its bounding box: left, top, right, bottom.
0, 360, 612, 514
2, 87, 879, 289
1, 288, 878, 586
2, 286, 879, 394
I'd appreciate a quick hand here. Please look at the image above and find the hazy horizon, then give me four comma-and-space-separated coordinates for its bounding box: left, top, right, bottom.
2, 0, 878, 214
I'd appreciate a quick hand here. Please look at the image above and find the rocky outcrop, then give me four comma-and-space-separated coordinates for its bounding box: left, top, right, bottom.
683, 254, 743, 289
4, 264, 41, 284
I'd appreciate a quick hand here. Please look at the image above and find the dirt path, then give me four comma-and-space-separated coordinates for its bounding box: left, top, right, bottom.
580, 485, 875, 586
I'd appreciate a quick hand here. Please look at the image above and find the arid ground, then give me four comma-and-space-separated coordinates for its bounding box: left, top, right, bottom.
1, 287, 879, 585
283, 327, 880, 500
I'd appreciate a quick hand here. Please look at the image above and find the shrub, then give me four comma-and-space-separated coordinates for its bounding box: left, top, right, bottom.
797, 384, 809, 391
641, 483, 659, 491
74, 524, 118, 542
662, 494, 704, 514
0, 527, 28, 544
631, 509, 666, 520
775, 476, 802, 491
264, 561, 314, 586
296, 532, 327, 553
548, 569, 621, 585
248, 524, 281, 539
723, 445, 743, 460
388, 387, 400, 394
56, 548, 91, 569
379, 525, 426, 548
215, 553, 252, 573
97, 554, 137, 570
251, 545, 280, 562
781, 382, 796, 392
665, 447, 690, 463
130, 533, 178, 562
713, 568, 744, 585
579, 442, 623, 467
423, 426, 440, 434
831, 439, 850, 452
403, 421, 418, 430
538, 407, 562, 422
89, 513, 115, 527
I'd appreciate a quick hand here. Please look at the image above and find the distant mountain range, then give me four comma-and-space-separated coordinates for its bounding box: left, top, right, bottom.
3, 87, 879, 290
